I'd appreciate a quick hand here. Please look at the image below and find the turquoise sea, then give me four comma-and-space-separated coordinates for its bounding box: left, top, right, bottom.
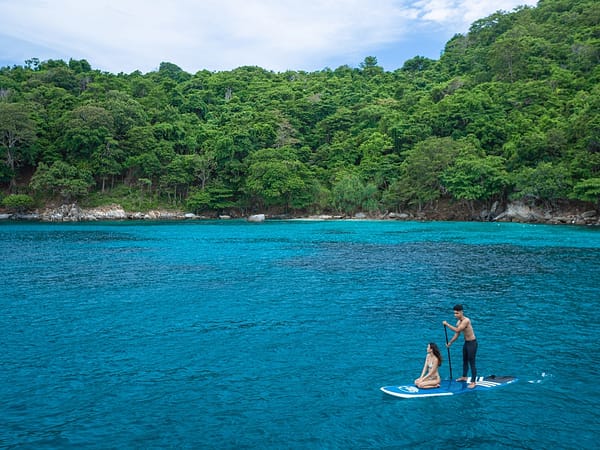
1, 220, 599, 449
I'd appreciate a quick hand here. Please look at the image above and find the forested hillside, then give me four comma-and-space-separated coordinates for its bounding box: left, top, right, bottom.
1, 0, 599, 217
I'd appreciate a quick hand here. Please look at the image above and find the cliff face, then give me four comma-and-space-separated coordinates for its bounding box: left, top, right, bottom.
391, 199, 599, 226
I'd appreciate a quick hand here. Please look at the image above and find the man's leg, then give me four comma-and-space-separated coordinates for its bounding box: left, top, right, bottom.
457, 343, 468, 381
466, 340, 478, 387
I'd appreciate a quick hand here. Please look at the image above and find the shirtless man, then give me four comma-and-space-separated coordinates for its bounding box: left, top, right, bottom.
443, 304, 478, 388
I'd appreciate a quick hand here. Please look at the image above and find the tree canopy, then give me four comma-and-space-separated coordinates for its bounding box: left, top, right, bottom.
1, 0, 599, 214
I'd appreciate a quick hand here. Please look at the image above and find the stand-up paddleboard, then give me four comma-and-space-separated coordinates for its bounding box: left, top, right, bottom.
381, 376, 517, 398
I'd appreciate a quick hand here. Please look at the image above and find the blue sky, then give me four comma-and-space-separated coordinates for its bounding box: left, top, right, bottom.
0, 0, 537, 74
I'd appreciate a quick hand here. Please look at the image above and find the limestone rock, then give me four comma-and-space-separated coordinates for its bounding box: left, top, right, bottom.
248, 214, 266, 222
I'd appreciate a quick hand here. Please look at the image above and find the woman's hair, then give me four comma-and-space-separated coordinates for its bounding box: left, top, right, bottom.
429, 342, 443, 366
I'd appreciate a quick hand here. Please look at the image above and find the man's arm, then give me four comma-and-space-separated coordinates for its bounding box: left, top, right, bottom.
444, 318, 470, 333
443, 320, 455, 332
443, 318, 469, 346
446, 330, 459, 346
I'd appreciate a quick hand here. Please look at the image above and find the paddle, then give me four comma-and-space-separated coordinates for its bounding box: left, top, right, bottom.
444, 325, 453, 380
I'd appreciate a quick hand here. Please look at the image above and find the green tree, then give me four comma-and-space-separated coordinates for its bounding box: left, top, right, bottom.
510, 162, 572, 207
2, 193, 34, 212
572, 177, 600, 210
186, 186, 235, 213
61, 105, 114, 159
394, 137, 469, 209
355, 131, 399, 190
316, 107, 355, 144
30, 161, 94, 202
359, 56, 384, 78
0, 102, 37, 191
442, 153, 509, 211
244, 147, 316, 211
193, 150, 217, 190
159, 154, 195, 204
185, 189, 211, 213
331, 171, 378, 215
102, 90, 148, 139
488, 30, 529, 83
92, 139, 124, 192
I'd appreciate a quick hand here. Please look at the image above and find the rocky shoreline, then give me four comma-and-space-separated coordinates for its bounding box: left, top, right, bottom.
0, 201, 598, 226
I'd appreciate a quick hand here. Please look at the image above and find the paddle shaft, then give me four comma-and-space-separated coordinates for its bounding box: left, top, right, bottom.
444, 325, 453, 380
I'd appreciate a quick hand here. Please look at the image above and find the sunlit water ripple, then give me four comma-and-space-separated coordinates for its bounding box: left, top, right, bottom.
1, 220, 599, 448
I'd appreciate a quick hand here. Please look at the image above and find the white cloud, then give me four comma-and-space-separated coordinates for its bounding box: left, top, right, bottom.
412, 0, 535, 26
0, 0, 538, 73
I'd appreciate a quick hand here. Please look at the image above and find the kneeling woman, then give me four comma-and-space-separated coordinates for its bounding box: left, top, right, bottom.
414, 343, 443, 389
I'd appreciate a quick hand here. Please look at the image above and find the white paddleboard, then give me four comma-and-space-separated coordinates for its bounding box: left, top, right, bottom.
381, 376, 517, 398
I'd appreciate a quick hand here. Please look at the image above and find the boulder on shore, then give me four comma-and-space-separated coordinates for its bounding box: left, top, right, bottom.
248, 214, 266, 222
493, 202, 545, 222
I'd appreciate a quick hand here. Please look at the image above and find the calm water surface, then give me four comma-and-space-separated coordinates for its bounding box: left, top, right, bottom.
1, 220, 599, 448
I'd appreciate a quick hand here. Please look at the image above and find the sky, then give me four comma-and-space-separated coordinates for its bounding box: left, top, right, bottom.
0, 0, 538, 74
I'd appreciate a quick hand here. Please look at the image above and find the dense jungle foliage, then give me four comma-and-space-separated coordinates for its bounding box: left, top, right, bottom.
1, 0, 599, 216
